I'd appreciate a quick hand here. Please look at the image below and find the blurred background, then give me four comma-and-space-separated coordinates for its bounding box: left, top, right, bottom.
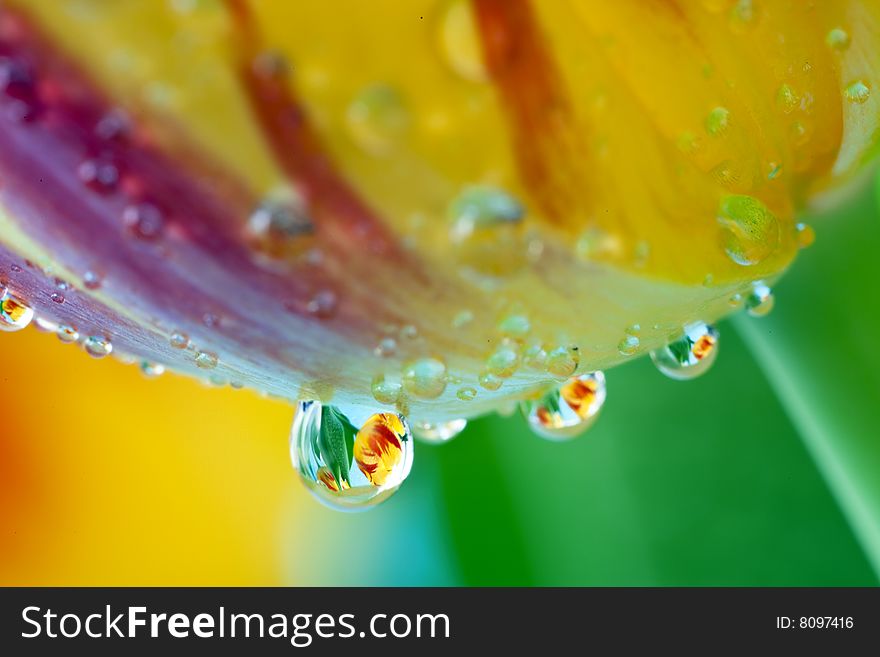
2, 180, 879, 586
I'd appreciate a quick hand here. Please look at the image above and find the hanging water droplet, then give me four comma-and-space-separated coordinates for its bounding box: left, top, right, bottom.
83, 335, 113, 358
485, 342, 520, 378
140, 361, 165, 378
826, 27, 850, 51
290, 402, 413, 511
448, 185, 524, 241
705, 106, 730, 136
457, 386, 477, 401
651, 322, 719, 380
795, 222, 815, 249
194, 350, 218, 369
402, 357, 447, 399
169, 331, 190, 349
546, 345, 580, 378
436, 0, 488, 82
717, 194, 780, 266
412, 418, 467, 444
0, 289, 34, 332
844, 80, 871, 105
745, 281, 775, 317
523, 372, 607, 441
345, 84, 409, 156
371, 374, 401, 405
33, 316, 58, 333
123, 202, 165, 241
56, 325, 79, 343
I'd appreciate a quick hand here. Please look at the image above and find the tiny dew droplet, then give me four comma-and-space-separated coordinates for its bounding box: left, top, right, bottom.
650, 322, 719, 381
170, 331, 190, 349
457, 386, 477, 401
728, 293, 744, 308
122, 202, 165, 241
373, 337, 397, 358
195, 350, 218, 369
497, 314, 531, 340
290, 402, 413, 512
826, 27, 850, 51
83, 270, 103, 290
845, 80, 871, 104
485, 342, 520, 378
140, 361, 165, 378
745, 281, 775, 317
83, 335, 113, 358
0, 289, 34, 332
617, 334, 640, 356
452, 309, 474, 329
50, 292, 64, 304
346, 84, 409, 156
248, 193, 313, 247
56, 324, 79, 343
717, 194, 780, 266
546, 345, 580, 378
705, 106, 730, 136
402, 357, 447, 399
776, 84, 798, 114
412, 418, 467, 444
523, 372, 607, 441
307, 290, 338, 319
795, 222, 815, 249
448, 185, 524, 241
478, 371, 503, 391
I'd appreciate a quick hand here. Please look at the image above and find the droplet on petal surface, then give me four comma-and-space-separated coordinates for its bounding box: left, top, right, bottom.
705, 106, 730, 136
0, 289, 34, 332
651, 322, 719, 381
194, 350, 218, 369
523, 372, 607, 441
844, 80, 871, 105
412, 418, 467, 444
169, 331, 190, 349
826, 28, 850, 51
546, 346, 580, 378
402, 357, 447, 399
345, 83, 409, 156
56, 325, 79, 343
290, 402, 413, 512
717, 194, 780, 266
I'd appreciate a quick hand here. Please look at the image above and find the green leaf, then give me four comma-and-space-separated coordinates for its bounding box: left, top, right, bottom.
733, 180, 880, 578
318, 406, 352, 487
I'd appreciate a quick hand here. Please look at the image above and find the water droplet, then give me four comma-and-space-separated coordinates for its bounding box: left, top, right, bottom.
826, 28, 851, 51
485, 342, 519, 378
437, 0, 488, 82
170, 331, 190, 349
717, 194, 780, 266
729, 0, 759, 32
650, 322, 719, 380
448, 185, 524, 241
399, 324, 419, 340
83, 270, 103, 290
307, 290, 338, 319
617, 334, 640, 356
456, 386, 477, 401
77, 157, 120, 194
412, 418, 467, 444
478, 371, 503, 391
56, 325, 79, 343
140, 361, 165, 378
346, 84, 409, 156
248, 194, 313, 245
452, 309, 474, 329
402, 357, 447, 399
844, 80, 870, 105
50, 292, 64, 304
546, 345, 580, 378
123, 202, 165, 241
0, 289, 34, 332
195, 350, 218, 369
705, 106, 730, 136
728, 293, 744, 308
795, 222, 815, 249
373, 337, 397, 358
522, 343, 547, 370
33, 316, 57, 333
202, 312, 221, 329
371, 374, 401, 405
523, 372, 607, 441
767, 163, 782, 180
290, 402, 413, 511
497, 314, 530, 340
83, 335, 113, 358
745, 281, 775, 317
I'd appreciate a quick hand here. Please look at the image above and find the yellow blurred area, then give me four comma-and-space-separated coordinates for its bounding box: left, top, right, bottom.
0, 327, 298, 585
